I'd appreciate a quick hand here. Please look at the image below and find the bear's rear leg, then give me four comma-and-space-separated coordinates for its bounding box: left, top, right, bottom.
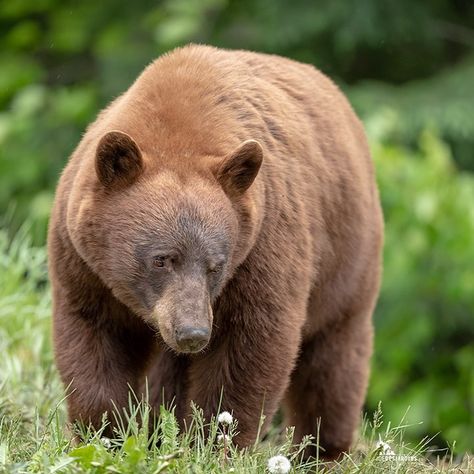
283, 310, 373, 460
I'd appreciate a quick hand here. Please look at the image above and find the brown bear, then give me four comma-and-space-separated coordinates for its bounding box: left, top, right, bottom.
48, 44, 383, 459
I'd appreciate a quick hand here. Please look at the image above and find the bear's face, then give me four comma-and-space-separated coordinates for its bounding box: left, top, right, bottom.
68, 131, 263, 353
105, 176, 238, 354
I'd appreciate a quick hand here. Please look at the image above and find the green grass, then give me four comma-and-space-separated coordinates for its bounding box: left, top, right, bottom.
0, 227, 472, 473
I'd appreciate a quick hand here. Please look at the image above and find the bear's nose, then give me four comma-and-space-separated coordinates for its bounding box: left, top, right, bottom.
175, 326, 210, 353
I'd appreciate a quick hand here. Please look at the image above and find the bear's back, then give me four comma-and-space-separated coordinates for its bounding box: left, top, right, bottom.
89, 45, 364, 169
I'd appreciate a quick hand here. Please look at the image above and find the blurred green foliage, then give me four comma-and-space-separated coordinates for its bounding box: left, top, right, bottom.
0, 0, 473, 455
370, 129, 474, 454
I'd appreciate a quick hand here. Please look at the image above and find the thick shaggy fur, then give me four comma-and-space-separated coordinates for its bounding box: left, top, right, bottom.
48, 44, 383, 459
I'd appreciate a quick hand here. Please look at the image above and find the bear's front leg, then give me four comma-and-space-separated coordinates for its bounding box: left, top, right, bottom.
185, 298, 305, 447
52, 282, 155, 435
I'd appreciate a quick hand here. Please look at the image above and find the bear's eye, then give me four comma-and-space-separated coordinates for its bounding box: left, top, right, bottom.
152, 256, 167, 268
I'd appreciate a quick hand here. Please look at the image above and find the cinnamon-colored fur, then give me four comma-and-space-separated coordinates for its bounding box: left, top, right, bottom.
48, 44, 383, 459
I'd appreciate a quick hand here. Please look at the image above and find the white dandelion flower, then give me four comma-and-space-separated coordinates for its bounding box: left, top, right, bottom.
217, 411, 233, 425
100, 437, 112, 449
267, 454, 291, 474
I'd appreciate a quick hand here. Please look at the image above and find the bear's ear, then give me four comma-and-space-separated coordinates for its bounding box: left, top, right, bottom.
95, 131, 143, 188
215, 140, 263, 197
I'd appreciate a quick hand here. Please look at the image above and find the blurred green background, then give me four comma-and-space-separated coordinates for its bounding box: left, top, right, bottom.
1, 0, 473, 455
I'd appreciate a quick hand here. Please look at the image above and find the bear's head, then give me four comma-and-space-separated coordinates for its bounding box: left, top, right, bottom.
67, 130, 264, 353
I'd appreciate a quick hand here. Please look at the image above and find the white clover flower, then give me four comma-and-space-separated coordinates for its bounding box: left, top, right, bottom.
217, 433, 231, 444
100, 437, 112, 449
376, 439, 395, 456
217, 411, 233, 425
267, 455, 291, 474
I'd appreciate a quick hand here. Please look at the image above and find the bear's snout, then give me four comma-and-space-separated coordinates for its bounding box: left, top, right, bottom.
175, 326, 210, 353
153, 281, 213, 353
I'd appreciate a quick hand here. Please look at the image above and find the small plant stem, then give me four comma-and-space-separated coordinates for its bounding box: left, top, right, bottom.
223, 426, 228, 466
